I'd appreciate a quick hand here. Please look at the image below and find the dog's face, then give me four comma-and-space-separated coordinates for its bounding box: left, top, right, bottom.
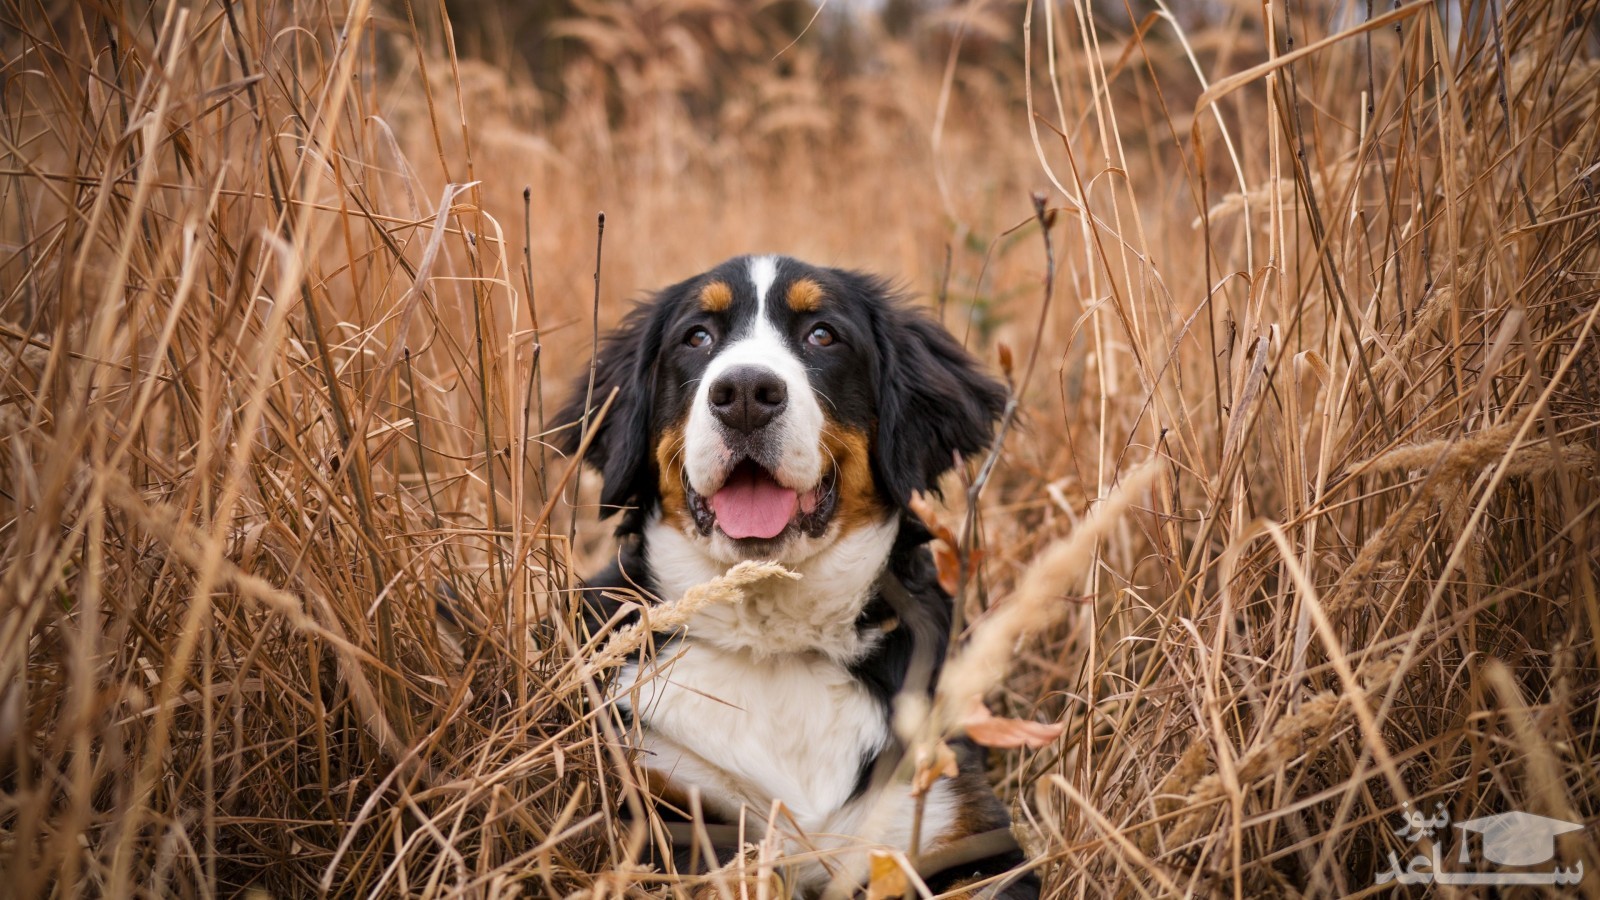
557, 255, 1006, 563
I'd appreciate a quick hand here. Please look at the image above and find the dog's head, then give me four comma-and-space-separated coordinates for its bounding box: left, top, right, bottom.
555, 255, 1007, 563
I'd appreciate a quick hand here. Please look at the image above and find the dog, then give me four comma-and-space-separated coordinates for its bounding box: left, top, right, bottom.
555, 255, 1038, 898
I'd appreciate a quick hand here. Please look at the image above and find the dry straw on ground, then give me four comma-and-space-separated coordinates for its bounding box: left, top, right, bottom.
2, 0, 1597, 896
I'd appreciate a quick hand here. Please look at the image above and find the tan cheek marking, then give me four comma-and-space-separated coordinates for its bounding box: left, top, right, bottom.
820, 421, 883, 533
655, 424, 689, 528
698, 281, 732, 312
785, 278, 823, 313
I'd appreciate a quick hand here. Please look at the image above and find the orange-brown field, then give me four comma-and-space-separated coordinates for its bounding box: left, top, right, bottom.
2, 0, 1597, 896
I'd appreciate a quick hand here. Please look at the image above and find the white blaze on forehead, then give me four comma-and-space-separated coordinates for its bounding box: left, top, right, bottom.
747, 255, 779, 315
681, 255, 825, 499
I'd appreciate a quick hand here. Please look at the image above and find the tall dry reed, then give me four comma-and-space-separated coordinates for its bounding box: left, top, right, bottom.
2, 0, 1596, 896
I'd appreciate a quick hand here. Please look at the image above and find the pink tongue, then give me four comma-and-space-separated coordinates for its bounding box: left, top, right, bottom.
711, 467, 798, 539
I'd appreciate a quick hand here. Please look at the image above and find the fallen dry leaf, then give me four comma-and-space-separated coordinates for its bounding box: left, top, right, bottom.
866, 851, 909, 900
932, 540, 961, 595
909, 494, 967, 594
963, 699, 1064, 749
908, 494, 958, 547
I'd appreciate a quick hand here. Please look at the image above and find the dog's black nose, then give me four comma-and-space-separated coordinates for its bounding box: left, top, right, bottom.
709, 366, 788, 434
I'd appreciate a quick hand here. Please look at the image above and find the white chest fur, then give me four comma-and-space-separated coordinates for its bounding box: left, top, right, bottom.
616, 516, 956, 892
619, 640, 885, 825
643, 516, 900, 661
616, 641, 955, 892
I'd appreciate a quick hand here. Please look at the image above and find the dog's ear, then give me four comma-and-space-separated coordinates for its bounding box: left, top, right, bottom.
867, 283, 1009, 507
551, 296, 676, 517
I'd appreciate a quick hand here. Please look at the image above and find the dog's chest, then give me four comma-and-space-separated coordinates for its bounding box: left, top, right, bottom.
617, 639, 887, 827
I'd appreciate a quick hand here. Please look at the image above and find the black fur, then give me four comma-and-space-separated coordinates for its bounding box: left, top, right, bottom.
858, 276, 1010, 507
557, 257, 1034, 898
549, 282, 683, 517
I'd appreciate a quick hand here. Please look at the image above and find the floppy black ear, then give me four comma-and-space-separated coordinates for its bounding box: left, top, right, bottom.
550, 297, 674, 518
869, 287, 1009, 508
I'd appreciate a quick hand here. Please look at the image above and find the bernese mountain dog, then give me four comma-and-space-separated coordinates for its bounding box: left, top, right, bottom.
554, 255, 1039, 898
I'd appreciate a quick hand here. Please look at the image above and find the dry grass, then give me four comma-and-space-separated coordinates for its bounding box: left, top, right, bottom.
3, 0, 1598, 896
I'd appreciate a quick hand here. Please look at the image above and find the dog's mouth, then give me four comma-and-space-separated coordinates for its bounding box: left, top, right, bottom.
685, 459, 837, 542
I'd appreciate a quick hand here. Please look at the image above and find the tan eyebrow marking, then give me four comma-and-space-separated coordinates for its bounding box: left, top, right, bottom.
698, 281, 733, 312
786, 278, 823, 313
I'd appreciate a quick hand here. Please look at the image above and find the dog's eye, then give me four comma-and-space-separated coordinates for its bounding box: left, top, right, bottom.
807, 325, 836, 347
685, 327, 714, 348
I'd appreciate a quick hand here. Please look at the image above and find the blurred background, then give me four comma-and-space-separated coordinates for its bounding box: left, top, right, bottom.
2, 0, 1598, 896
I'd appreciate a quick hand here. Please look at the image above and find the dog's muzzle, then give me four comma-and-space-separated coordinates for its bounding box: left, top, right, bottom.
708, 365, 788, 436
685, 460, 837, 542
683, 348, 831, 544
